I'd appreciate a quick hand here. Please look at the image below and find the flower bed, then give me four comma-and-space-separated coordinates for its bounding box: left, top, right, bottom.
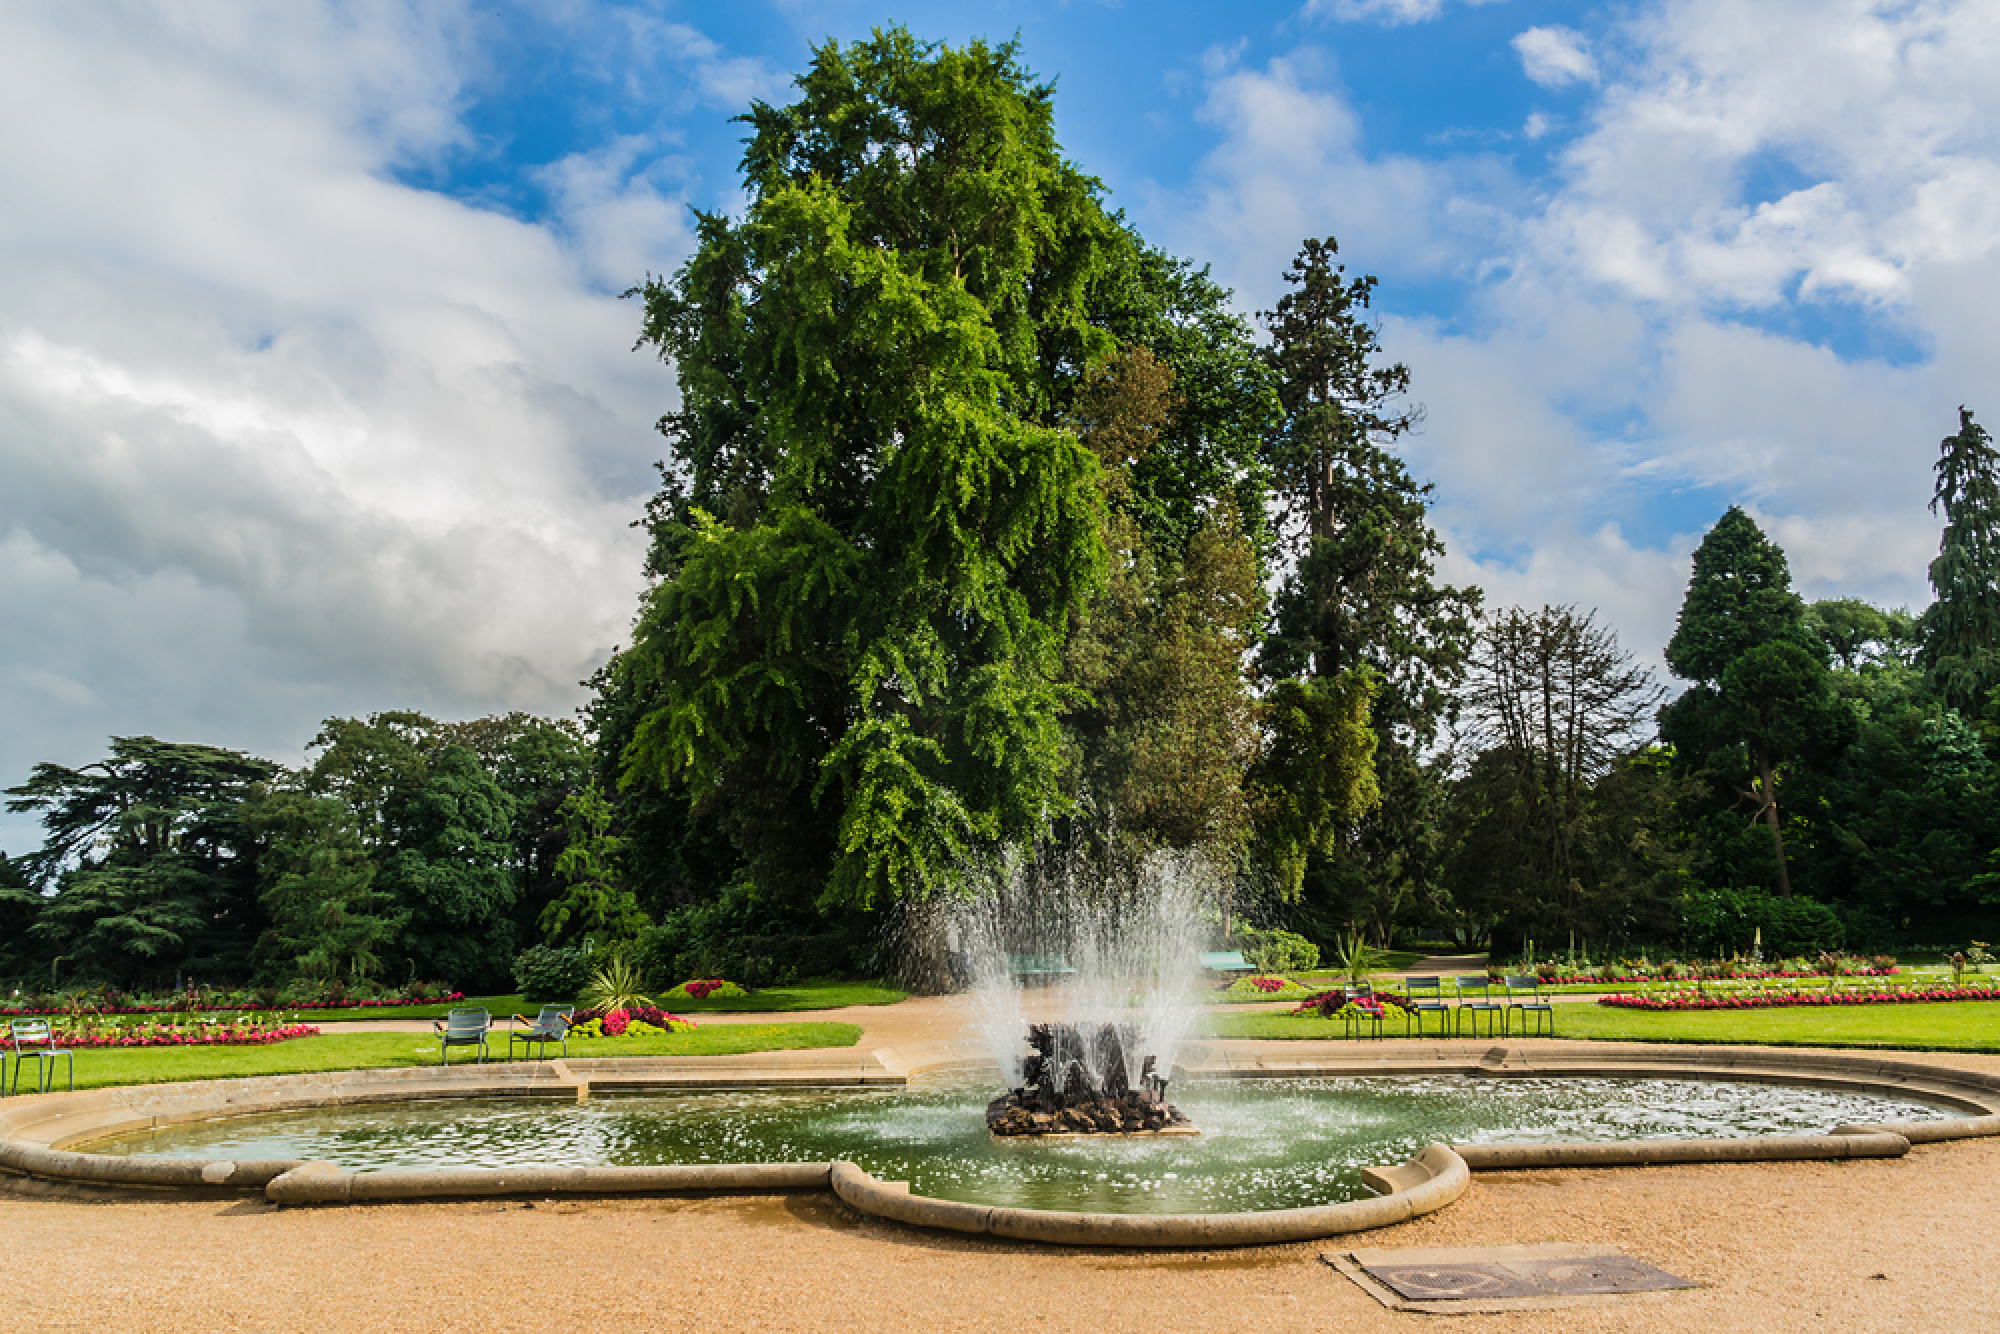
39, 1023, 321, 1048
665, 979, 747, 1002
567, 1004, 697, 1038
1600, 985, 2000, 1012
0, 993, 461, 1018
1291, 990, 1414, 1019
1216, 974, 1311, 1001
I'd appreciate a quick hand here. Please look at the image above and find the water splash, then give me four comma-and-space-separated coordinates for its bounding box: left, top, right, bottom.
950, 841, 1219, 1095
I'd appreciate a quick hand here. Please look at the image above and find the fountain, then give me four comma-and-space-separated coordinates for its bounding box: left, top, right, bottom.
985, 1022, 1196, 1135
947, 842, 1216, 1138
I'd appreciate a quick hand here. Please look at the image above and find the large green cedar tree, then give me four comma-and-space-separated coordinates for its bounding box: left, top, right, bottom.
626, 32, 1138, 911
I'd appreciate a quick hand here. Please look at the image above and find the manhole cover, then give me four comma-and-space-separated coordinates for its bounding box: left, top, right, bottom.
1365, 1263, 1549, 1301
1516, 1255, 1696, 1296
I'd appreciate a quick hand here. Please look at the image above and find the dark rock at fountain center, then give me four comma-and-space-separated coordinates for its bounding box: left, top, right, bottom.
986, 1022, 1196, 1137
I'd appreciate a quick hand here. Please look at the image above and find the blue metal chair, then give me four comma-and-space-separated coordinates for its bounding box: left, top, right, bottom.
435, 1008, 491, 1065
1402, 976, 1451, 1037
508, 1005, 573, 1061
1503, 976, 1555, 1036
1453, 977, 1506, 1038
8, 1019, 74, 1095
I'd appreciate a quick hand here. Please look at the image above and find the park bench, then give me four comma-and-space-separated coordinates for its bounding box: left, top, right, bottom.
1199, 951, 1253, 976
1006, 953, 1077, 986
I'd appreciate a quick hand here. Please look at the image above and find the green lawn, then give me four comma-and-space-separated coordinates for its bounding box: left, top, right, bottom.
294, 978, 909, 1022
1203, 1000, 2000, 1052
660, 980, 909, 1012
26, 1022, 863, 1094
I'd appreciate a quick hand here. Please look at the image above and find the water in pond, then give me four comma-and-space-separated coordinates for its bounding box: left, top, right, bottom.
91, 1075, 1951, 1214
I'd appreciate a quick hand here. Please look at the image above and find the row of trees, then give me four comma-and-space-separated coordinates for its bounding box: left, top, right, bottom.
6, 31, 1997, 995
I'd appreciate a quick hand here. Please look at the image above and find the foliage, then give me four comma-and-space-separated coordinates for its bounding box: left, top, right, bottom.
579, 955, 653, 1013
5, 737, 278, 988
1442, 607, 1682, 949
1215, 974, 1311, 1000
1919, 407, 2000, 714
1678, 887, 1846, 957
247, 790, 403, 988
1661, 508, 1851, 897
1332, 929, 1393, 982
511, 944, 593, 1002
1231, 928, 1321, 974
623, 29, 1120, 914
540, 783, 648, 950
1253, 237, 1478, 942
1247, 672, 1382, 899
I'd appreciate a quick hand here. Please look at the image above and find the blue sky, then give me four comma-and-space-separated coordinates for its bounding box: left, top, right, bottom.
4, 0, 1998, 854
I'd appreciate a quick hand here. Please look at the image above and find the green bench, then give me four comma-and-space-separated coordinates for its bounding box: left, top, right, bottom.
1006, 953, 1077, 985
1200, 951, 1254, 975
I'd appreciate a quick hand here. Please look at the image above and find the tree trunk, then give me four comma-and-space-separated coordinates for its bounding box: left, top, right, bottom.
1757, 745, 1793, 898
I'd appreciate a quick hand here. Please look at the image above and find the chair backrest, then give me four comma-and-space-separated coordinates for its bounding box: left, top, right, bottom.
1406, 977, 1443, 996
1455, 976, 1491, 998
444, 1008, 490, 1037
1503, 976, 1542, 995
9, 1018, 52, 1049
535, 1004, 574, 1024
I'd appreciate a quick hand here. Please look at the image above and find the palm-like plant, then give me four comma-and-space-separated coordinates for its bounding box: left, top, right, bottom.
1335, 930, 1391, 985
581, 956, 653, 1013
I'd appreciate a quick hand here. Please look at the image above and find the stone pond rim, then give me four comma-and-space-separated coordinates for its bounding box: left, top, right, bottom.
5, 1041, 2000, 1248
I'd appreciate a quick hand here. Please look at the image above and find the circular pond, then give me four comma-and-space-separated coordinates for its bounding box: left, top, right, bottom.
89, 1074, 1952, 1215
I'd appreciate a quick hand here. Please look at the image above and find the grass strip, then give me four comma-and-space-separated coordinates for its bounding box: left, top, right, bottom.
661, 981, 909, 1012
16, 1023, 864, 1093
1204, 1001, 2000, 1052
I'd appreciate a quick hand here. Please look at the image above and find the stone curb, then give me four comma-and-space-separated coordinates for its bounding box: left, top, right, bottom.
827, 1145, 1468, 1248
266, 1160, 832, 1204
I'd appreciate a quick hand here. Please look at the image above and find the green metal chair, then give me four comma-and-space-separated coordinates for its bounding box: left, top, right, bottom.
1503, 976, 1555, 1036
1340, 984, 1383, 1039
1453, 977, 1506, 1038
1401, 976, 1451, 1037
508, 1005, 573, 1061
435, 1008, 491, 1065
7, 1019, 74, 1095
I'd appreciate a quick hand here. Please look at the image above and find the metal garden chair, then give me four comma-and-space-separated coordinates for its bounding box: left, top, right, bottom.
7, 1019, 74, 1095
1340, 984, 1383, 1039
508, 1005, 573, 1061
435, 1008, 491, 1065
1503, 976, 1555, 1036
1453, 977, 1507, 1038
1401, 976, 1451, 1037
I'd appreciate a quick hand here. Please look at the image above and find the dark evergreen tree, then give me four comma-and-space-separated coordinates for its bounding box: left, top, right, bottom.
1661, 508, 1851, 898
1255, 237, 1479, 939
4, 738, 277, 987
1919, 407, 2000, 715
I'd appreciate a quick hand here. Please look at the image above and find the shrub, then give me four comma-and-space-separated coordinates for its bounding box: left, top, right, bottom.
1234, 929, 1320, 975
512, 945, 593, 1002
1680, 888, 1845, 958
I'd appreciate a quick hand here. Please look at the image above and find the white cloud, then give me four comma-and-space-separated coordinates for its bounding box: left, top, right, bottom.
1513, 26, 1599, 89
1304, 0, 1444, 24
0, 2, 699, 850
1145, 0, 2000, 680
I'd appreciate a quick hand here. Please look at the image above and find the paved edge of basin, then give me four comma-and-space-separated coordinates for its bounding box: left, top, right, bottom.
827, 1145, 1467, 1247
3, 1042, 1999, 1247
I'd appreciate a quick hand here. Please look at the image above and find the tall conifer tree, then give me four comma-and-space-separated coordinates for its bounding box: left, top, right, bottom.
1919, 407, 2000, 715
1255, 238, 1477, 932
